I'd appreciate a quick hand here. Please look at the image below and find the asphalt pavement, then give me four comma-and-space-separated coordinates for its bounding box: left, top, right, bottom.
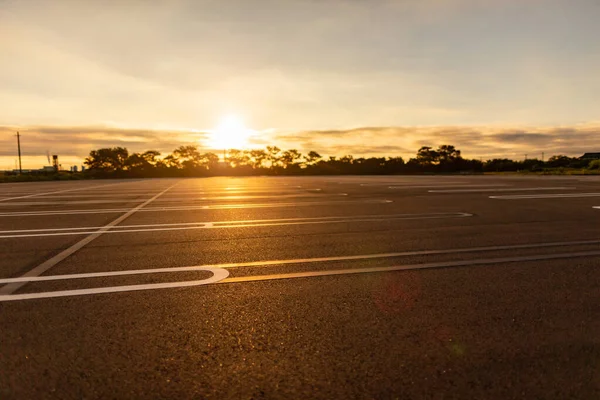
1, 175, 599, 399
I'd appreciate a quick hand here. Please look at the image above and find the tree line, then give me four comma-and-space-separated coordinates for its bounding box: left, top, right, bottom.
82, 144, 600, 177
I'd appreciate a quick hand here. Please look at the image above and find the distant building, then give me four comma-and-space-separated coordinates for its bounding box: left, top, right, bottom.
42, 166, 55, 172
581, 153, 600, 159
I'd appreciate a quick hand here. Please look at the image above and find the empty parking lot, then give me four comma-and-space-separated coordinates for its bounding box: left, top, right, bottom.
1, 175, 599, 398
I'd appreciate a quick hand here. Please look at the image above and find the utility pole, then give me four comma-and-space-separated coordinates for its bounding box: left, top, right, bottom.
542, 152, 545, 162
16, 131, 22, 174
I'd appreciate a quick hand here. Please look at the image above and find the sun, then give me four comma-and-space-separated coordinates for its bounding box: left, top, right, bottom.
207, 115, 253, 150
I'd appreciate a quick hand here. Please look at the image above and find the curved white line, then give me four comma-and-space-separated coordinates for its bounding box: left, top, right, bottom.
0, 268, 229, 302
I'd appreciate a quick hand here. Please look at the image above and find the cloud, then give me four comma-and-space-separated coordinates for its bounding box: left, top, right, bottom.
273, 122, 600, 160
0, 125, 207, 158
2, 0, 600, 131
2, 122, 600, 170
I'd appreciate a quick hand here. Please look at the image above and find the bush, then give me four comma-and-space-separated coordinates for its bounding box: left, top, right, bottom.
588, 160, 600, 170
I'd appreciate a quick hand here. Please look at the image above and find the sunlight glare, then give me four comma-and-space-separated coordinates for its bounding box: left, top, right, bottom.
207, 115, 253, 149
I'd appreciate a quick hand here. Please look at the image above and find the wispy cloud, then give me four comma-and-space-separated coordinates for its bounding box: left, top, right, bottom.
2, 123, 599, 170
273, 123, 600, 159
0, 126, 207, 158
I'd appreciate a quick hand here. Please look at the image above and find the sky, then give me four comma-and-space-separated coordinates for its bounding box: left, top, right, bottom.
1, 0, 599, 169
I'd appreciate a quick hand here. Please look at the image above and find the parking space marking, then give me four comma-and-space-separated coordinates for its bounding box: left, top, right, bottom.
362, 182, 463, 187
0, 268, 229, 302
0, 193, 348, 206
0, 199, 393, 217
389, 184, 511, 189
3, 237, 600, 284
3, 245, 600, 301
0, 212, 473, 238
0, 181, 140, 202
490, 192, 600, 199
0, 182, 181, 295
220, 249, 600, 284
34, 188, 321, 198
429, 187, 574, 193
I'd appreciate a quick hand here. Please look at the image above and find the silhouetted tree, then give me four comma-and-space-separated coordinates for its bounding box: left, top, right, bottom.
85, 147, 129, 172
141, 150, 161, 165
249, 149, 268, 169
437, 145, 461, 162
280, 149, 302, 169
547, 155, 573, 168
227, 149, 250, 168
416, 146, 439, 166
82, 143, 582, 178
266, 146, 282, 168
162, 154, 181, 169
304, 151, 322, 166
173, 145, 202, 169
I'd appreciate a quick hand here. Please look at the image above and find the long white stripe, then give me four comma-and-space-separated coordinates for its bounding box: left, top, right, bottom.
3, 249, 600, 301
29, 188, 319, 198
491, 192, 600, 199
0, 181, 139, 202
0, 212, 472, 238
2, 237, 600, 284
389, 184, 510, 189
0, 199, 393, 217
0, 193, 348, 206
0, 212, 448, 233
360, 181, 468, 187
429, 187, 573, 193
220, 250, 600, 284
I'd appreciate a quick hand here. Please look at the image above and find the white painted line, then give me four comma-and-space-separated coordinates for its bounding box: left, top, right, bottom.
32, 188, 320, 198
0, 182, 181, 295
34, 192, 206, 198
0, 268, 229, 302
3, 237, 600, 284
0, 212, 472, 239
0, 193, 348, 206
362, 182, 463, 187
593, 206, 600, 210
0, 181, 139, 202
4, 246, 600, 301
429, 187, 574, 193
184, 193, 348, 200
0, 199, 394, 217
359, 179, 472, 187
490, 192, 600, 199
389, 184, 511, 189
220, 249, 600, 284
